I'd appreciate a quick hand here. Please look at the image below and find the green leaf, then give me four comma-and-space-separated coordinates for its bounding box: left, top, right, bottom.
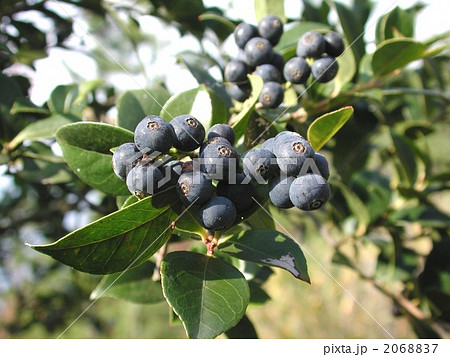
334, 2, 365, 65
161, 251, 250, 339
245, 204, 275, 230
177, 52, 232, 108
231, 75, 264, 140
225, 314, 258, 339
350, 171, 391, 223
254, 0, 286, 23
332, 180, 370, 236
120, 195, 139, 209
117, 88, 171, 132
47, 84, 80, 115
375, 6, 414, 44
302, 0, 330, 24
332, 40, 356, 95
56, 122, 133, 195
173, 206, 205, 240
307, 106, 354, 151
388, 205, 449, 228
8, 114, 76, 150
390, 131, 418, 187
0, 73, 22, 108
248, 281, 270, 305
160, 85, 228, 132
10, 97, 50, 115
218, 229, 310, 283
198, 12, 236, 37
372, 39, 426, 77
19, 156, 72, 185
90, 261, 164, 304
29, 193, 177, 274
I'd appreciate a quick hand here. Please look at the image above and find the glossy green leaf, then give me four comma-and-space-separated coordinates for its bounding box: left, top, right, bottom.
173, 206, 205, 240
117, 88, 171, 132
160, 85, 228, 132
307, 106, 354, 151
8, 114, 76, 150
218, 229, 310, 283
231, 75, 264, 140
29, 193, 177, 274
90, 261, 164, 304
372, 39, 426, 77
161, 251, 250, 339
254, 0, 286, 23
375, 6, 414, 44
120, 195, 139, 209
56, 122, 133, 195
47, 80, 102, 115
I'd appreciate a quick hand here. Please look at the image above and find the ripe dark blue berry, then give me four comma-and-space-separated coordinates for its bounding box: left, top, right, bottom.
254, 64, 282, 83
112, 142, 141, 181
289, 174, 330, 211
216, 173, 255, 212
273, 131, 303, 148
170, 114, 205, 152
159, 159, 183, 190
244, 37, 273, 67
234, 22, 258, 49
207, 124, 236, 146
258, 14, 283, 46
200, 143, 239, 180
283, 57, 311, 84
229, 82, 251, 102
198, 196, 237, 231
243, 148, 278, 182
224, 60, 249, 84
311, 56, 338, 83
313, 153, 330, 180
259, 81, 284, 108
271, 51, 285, 73
200, 136, 232, 154
126, 164, 164, 196
296, 31, 326, 58
269, 175, 295, 208
273, 135, 315, 176
176, 170, 213, 206
324, 31, 344, 57
261, 137, 275, 153
134, 115, 174, 154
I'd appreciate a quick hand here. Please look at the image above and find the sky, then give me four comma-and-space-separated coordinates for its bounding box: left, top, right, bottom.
5, 0, 450, 106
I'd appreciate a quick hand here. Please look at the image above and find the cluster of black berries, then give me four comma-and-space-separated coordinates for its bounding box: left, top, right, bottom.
292, 30, 344, 83
260, 132, 330, 210
226, 14, 344, 108
112, 115, 330, 232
